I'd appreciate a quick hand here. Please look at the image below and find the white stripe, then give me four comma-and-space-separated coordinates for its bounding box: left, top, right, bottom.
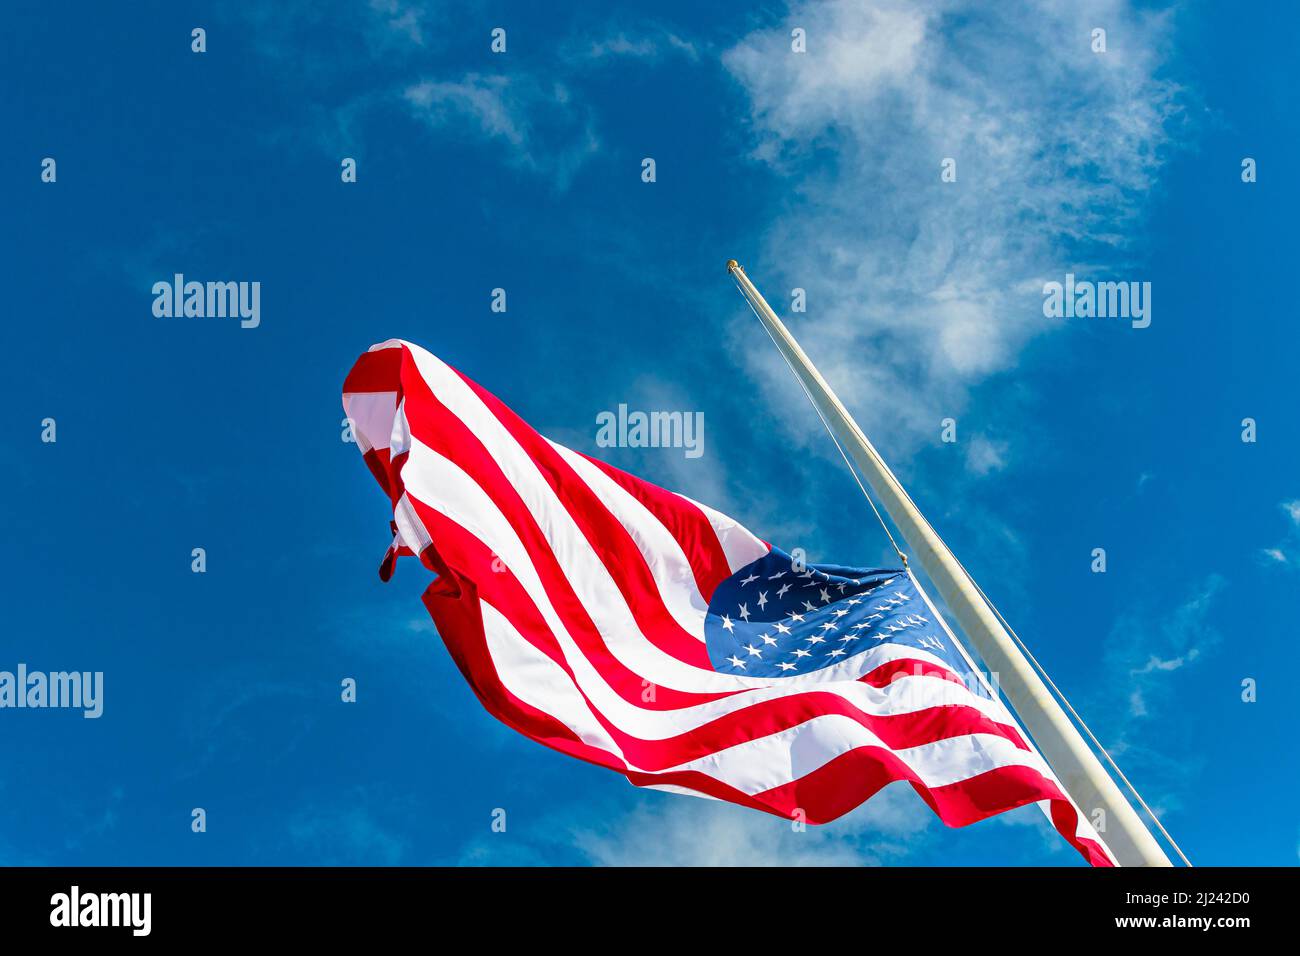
676, 493, 768, 573
342, 391, 398, 454
479, 599, 626, 760
640, 783, 720, 801
394, 492, 432, 554
663, 720, 1056, 798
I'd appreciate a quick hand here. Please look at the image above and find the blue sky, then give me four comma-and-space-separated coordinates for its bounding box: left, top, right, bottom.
2, 0, 1296, 866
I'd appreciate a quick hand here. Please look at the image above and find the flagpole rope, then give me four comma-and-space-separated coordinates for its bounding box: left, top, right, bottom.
733, 275, 1192, 867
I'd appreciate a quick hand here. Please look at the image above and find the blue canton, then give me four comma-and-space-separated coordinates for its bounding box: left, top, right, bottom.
704, 547, 983, 692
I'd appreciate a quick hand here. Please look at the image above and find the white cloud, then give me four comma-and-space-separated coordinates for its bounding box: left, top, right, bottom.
403, 75, 599, 188
574, 25, 700, 63
570, 783, 932, 866
1260, 498, 1300, 567
964, 435, 1009, 476
368, 0, 432, 46
1089, 575, 1223, 820
1102, 574, 1223, 737
723, 0, 1183, 461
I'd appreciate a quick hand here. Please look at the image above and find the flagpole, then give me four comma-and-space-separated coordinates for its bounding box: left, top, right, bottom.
726, 259, 1172, 867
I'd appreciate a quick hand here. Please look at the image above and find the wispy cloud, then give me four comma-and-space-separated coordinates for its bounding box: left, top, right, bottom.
1094, 574, 1224, 814
564, 23, 701, 64
1259, 498, 1300, 567
457, 783, 935, 866
286, 788, 409, 865
403, 74, 599, 188
1115, 576, 1224, 720
368, 0, 436, 47
964, 435, 1009, 476
227, 1, 601, 189
723, 0, 1185, 462
573, 787, 929, 866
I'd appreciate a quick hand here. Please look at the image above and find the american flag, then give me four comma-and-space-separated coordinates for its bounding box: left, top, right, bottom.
343, 339, 1114, 866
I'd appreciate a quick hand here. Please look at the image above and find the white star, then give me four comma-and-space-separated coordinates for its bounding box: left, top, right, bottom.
788, 612, 805, 623
760, 633, 778, 646
774, 622, 791, 635
738, 603, 750, 621
838, 634, 858, 643
792, 648, 812, 658
852, 622, 871, 630
726, 655, 746, 669
768, 571, 787, 580
819, 588, 831, 603
804, 635, 825, 645
721, 615, 735, 632
827, 648, 847, 657
846, 598, 862, 606
832, 608, 850, 618
757, 591, 768, 610
776, 661, 798, 671
777, 583, 792, 598
740, 573, 759, 586
743, 643, 763, 657
801, 600, 817, 612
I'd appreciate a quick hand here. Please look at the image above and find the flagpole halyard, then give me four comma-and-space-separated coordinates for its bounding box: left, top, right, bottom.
726, 258, 1176, 867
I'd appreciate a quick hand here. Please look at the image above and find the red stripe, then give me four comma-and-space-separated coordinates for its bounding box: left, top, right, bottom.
342, 346, 404, 393
360, 447, 392, 497
861, 656, 974, 689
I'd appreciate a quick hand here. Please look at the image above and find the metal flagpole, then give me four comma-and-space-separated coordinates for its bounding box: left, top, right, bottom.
726, 259, 1173, 867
